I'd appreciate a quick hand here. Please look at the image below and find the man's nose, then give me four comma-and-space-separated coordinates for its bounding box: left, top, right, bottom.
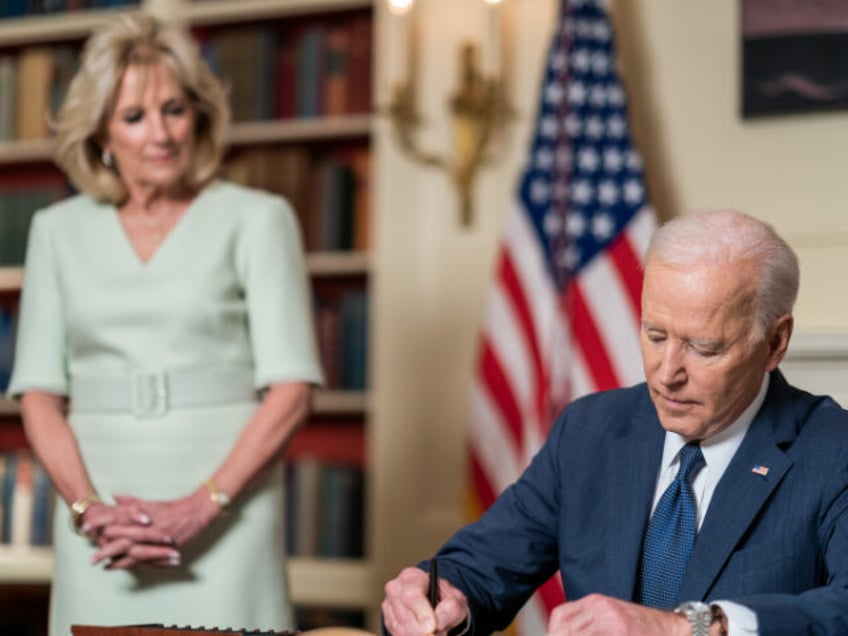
657, 344, 686, 385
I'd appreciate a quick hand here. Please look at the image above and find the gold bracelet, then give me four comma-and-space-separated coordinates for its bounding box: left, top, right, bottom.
69, 494, 103, 534
204, 479, 231, 513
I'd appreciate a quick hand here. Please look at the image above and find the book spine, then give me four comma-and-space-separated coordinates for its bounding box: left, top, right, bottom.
10, 450, 33, 547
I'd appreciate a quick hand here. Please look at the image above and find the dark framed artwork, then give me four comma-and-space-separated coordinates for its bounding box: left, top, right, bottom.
741, 0, 848, 118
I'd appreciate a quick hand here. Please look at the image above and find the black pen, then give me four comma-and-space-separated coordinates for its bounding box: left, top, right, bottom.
428, 557, 439, 608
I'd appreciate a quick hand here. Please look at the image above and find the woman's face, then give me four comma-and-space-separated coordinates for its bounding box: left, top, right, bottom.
103, 61, 196, 194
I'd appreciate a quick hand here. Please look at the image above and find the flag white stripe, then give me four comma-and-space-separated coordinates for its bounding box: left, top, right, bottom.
516, 597, 549, 636
566, 328, 596, 400
505, 205, 560, 356
627, 205, 656, 260
470, 382, 523, 491
577, 254, 644, 386
483, 285, 536, 425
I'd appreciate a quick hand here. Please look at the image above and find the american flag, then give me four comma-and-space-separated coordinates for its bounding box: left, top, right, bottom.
467, 0, 656, 632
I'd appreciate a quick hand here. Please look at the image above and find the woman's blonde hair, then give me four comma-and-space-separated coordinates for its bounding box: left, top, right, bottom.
53, 11, 230, 203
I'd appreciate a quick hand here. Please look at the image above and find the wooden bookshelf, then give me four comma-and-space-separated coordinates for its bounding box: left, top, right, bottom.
0, 254, 368, 292
0, 116, 372, 167
0, 0, 373, 46
183, 0, 372, 26
0, 268, 22, 291
0, 389, 368, 419
0, 0, 379, 631
0, 547, 374, 609
0, 7, 138, 47
0, 546, 52, 584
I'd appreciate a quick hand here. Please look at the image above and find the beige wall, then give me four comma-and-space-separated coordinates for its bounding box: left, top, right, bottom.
613, 0, 848, 331
371, 0, 848, 586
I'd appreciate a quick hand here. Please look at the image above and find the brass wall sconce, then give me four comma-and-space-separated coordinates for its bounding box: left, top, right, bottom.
384, 0, 514, 226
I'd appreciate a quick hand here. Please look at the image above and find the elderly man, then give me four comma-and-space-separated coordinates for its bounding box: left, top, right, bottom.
382, 210, 848, 636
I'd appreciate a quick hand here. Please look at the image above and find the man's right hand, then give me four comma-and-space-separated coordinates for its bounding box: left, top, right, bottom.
382, 566, 470, 636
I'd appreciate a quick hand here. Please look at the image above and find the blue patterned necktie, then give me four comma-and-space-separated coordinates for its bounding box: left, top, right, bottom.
638, 442, 706, 609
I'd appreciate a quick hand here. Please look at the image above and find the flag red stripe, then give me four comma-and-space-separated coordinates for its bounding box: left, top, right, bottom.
470, 451, 497, 510
538, 572, 566, 612
500, 252, 550, 430
565, 283, 621, 391
480, 342, 524, 454
608, 236, 644, 318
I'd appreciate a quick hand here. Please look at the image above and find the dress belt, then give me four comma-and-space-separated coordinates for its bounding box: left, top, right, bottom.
70, 366, 258, 418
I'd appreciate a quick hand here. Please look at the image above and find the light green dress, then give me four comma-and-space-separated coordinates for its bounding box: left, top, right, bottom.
8, 181, 323, 636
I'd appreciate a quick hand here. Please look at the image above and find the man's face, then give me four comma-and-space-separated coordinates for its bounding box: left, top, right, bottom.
640, 258, 783, 440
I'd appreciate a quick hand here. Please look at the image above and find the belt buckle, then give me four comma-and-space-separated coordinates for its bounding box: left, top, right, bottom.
130, 369, 168, 418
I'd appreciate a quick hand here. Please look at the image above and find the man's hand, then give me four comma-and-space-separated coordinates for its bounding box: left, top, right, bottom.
382, 566, 469, 636
546, 594, 691, 636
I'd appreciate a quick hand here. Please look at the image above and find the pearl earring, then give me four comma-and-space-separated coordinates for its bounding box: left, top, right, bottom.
102, 150, 113, 167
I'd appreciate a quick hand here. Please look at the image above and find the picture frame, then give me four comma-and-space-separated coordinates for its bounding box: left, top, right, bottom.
741, 0, 848, 118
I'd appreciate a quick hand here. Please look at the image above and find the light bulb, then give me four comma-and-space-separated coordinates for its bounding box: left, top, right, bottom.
388, 0, 414, 16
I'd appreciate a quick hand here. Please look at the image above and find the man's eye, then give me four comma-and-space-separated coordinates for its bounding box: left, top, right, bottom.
693, 346, 719, 357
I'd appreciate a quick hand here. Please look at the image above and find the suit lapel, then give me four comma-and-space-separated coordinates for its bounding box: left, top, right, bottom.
677, 372, 797, 602
605, 402, 666, 600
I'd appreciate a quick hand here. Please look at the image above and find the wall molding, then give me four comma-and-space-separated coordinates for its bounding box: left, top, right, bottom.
782, 331, 848, 405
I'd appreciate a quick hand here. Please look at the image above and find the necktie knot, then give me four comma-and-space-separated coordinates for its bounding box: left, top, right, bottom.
676, 443, 705, 484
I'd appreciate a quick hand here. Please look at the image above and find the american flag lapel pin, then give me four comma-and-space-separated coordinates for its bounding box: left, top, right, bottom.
751, 464, 769, 477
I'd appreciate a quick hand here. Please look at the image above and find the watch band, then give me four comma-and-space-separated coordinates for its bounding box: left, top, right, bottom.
204, 479, 231, 512
674, 601, 712, 636
69, 493, 103, 534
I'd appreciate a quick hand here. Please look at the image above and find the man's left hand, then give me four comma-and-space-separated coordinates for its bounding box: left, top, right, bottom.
546, 594, 690, 636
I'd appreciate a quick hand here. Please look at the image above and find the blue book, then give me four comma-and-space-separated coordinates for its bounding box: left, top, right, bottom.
296, 25, 325, 118
0, 307, 14, 391
1, 451, 17, 543
30, 460, 53, 546
4, 0, 27, 17
318, 464, 364, 558
340, 291, 369, 390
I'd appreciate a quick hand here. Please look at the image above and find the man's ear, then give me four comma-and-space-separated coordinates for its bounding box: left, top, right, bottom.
765, 313, 793, 371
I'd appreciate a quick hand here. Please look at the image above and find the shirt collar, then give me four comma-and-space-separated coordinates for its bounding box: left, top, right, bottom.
662, 373, 771, 472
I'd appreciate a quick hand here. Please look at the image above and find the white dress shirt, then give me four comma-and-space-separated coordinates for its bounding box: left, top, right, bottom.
651, 373, 770, 636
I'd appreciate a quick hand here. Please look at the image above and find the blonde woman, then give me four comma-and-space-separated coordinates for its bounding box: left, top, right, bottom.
9, 12, 322, 635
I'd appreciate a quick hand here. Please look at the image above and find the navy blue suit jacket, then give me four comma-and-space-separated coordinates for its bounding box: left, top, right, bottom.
434, 370, 848, 635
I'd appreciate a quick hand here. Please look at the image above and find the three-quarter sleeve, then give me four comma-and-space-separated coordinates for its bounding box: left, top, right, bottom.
235, 193, 323, 388
7, 211, 68, 397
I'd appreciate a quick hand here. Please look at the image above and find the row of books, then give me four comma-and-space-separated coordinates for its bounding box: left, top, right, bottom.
0, 147, 368, 264
224, 145, 371, 253
0, 45, 77, 141
0, 182, 67, 264
314, 288, 369, 391
0, 448, 54, 547
198, 12, 373, 122
285, 456, 364, 559
0, 13, 372, 142
0, 0, 137, 18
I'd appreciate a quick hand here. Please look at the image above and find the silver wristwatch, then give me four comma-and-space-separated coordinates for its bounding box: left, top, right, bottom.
674, 601, 712, 636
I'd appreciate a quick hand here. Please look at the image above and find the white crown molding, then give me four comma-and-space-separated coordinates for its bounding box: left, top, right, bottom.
786, 332, 848, 360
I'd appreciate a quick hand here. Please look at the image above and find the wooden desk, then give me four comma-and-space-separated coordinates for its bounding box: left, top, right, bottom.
71, 625, 375, 636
